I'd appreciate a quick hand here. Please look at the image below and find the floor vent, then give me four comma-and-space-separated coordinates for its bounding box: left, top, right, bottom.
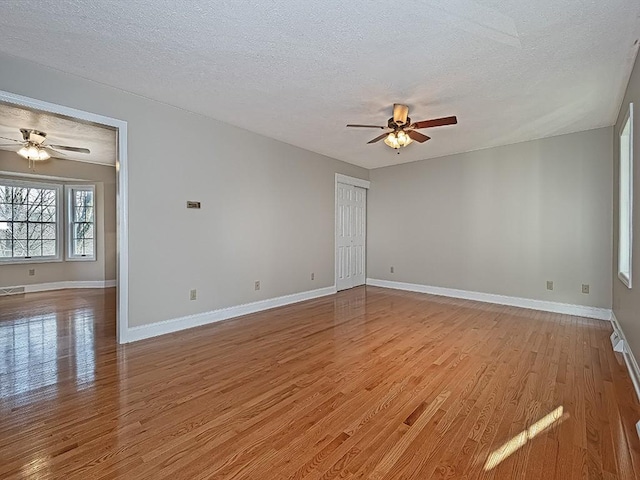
0, 286, 26, 296
611, 331, 625, 353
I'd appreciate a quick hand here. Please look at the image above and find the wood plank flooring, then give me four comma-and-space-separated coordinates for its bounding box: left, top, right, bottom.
1, 286, 640, 479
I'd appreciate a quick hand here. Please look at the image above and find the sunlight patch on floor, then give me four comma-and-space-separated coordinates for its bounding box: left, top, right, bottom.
484, 406, 566, 471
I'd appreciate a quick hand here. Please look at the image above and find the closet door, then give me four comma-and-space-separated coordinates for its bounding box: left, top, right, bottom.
336, 183, 366, 291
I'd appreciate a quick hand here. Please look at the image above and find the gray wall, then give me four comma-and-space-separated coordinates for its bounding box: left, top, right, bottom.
613, 50, 640, 362
0, 53, 368, 327
368, 127, 613, 308
0, 150, 117, 287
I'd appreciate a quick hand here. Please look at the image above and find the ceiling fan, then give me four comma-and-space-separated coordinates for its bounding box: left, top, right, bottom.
0, 128, 90, 166
347, 104, 457, 151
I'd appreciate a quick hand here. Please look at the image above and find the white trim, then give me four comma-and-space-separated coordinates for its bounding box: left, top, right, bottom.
366, 278, 613, 321
0, 279, 116, 296
0, 90, 129, 344
618, 102, 634, 288
335, 173, 370, 189
125, 285, 337, 343
610, 312, 640, 403
0, 171, 91, 183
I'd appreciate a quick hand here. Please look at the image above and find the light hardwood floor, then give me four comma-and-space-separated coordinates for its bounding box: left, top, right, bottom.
1, 286, 639, 479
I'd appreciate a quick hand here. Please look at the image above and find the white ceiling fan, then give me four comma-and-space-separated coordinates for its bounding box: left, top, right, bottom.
0, 128, 90, 167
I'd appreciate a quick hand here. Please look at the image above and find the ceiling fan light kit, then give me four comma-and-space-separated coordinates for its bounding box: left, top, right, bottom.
347, 104, 458, 152
384, 131, 412, 149
17, 144, 50, 161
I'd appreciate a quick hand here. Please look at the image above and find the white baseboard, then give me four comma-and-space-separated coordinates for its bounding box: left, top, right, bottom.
366, 278, 612, 321
0, 279, 116, 296
611, 312, 640, 403
125, 285, 337, 343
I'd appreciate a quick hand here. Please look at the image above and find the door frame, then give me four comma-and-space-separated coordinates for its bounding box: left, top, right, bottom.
0, 89, 129, 344
335, 173, 370, 290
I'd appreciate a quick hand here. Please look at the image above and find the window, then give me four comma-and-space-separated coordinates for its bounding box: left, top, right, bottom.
619, 103, 634, 288
67, 185, 96, 261
0, 180, 62, 262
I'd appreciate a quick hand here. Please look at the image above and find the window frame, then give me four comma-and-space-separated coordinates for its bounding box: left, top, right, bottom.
619, 102, 634, 288
66, 184, 97, 262
0, 178, 63, 264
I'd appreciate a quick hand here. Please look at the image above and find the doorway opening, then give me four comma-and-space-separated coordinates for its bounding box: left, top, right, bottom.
0, 90, 128, 343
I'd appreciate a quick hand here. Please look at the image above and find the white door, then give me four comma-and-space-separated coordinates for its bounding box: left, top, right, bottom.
336, 183, 366, 291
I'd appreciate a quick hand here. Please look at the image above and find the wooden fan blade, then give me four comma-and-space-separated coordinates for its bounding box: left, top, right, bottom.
0, 136, 22, 143
407, 130, 431, 143
346, 124, 385, 129
367, 132, 389, 144
412, 116, 458, 129
48, 144, 90, 154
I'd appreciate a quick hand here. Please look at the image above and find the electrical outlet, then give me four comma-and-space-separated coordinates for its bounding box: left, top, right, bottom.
190, 289, 197, 301
390, 266, 394, 274
28, 269, 35, 276
255, 281, 260, 291
546, 281, 553, 291
311, 272, 315, 281
582, 284, 590, 294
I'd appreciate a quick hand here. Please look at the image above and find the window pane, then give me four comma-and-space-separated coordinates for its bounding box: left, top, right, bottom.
27, 188, 42, 204
12, 222, 27, 239
42, 223, 56, 240
12, 187, 28, 205
42, 240, 56, 256
75, 190, 94, 207
74, 206, 93, 222
28, 239, 42, 257
82, 239, 94, 257
0, 204, 11, 221
28, 205, 43, 222
0, 238, 11, 257
73, 238, 93, 256
74, 223, 94, 240
13, 204, 27, 221
42, 206, 56, 222
13, 240, 27, 257
41, 189, 56, 206
0, 185, 10, 203
28, 223, 42, 240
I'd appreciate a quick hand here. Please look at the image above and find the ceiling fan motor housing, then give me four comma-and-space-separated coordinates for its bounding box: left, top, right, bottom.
392, 103, 409, 126
20, 128, 47, 144
388, 117, 410, 129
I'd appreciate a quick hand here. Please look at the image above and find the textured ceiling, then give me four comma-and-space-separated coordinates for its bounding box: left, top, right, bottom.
0, 102, 117, 166
0, 0, 638, 169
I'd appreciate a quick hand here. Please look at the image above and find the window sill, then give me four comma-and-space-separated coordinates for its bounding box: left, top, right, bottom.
66, 256, 97, 262
0, 257, 63, 266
